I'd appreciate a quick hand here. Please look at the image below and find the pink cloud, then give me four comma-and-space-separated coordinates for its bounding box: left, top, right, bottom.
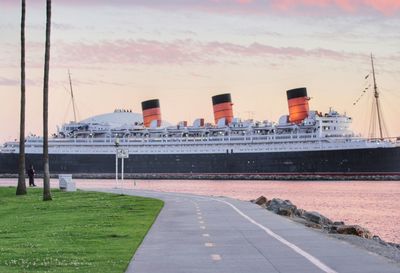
52, 39, 354, 66
364, 0, 400, 14
0, 77, 37, 86
2, 0, 399, 15
0, 77, 19, 86
4, 39, 352, 68
269, 0, 400, 15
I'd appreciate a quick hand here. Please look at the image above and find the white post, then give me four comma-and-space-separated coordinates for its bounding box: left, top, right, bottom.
115, 151, 118, 189
121, 157, 124, 195
121, 156, 124, 187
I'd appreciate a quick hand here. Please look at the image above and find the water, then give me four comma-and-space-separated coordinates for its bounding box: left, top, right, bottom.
2, 179, 399, 244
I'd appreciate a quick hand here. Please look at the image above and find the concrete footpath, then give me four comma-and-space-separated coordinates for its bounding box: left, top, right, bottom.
94, 189, 400, 273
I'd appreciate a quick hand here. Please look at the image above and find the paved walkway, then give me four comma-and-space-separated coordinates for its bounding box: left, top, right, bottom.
92, 189, 400, 273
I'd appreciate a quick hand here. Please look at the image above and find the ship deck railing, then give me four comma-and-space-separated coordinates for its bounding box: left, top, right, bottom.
5, 136, 398, 154
22, 133, 367, 145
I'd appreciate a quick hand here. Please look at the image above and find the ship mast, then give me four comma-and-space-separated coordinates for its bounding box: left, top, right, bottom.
68, 69, 78, 123
371, 54, 384, 140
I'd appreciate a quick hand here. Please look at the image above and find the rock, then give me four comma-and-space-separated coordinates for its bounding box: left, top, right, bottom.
277, 207, 293, 216
267, 198, 297, 217
388, 242, 400, 250
372, 235, 388, 246
328, 225, 339, 233
252, 196, 268, 206
295, 208, 306, 217
333, 221, 345, 226
336, 225, 373, 239
252, 196, 382, 243
328, 221, 346, 233
305, 222, 323, 229
302, 211, 333, 226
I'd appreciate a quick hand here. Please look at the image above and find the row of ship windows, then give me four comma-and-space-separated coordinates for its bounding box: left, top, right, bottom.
27, 135, 324, 148
29, 134, 323, 144
322, 126, 347, 131
37, 141, 320, 151
44, 148, 341, 154
23, 135, 363, 151
321, 120, 348, 123
28, 140, 365, 150
45, 144, 360, 153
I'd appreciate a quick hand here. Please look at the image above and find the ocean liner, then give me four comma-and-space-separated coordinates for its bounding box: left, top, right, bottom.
1, 62, 400, 180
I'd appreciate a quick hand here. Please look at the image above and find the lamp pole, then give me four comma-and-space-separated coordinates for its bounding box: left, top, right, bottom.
114, 137, 119, 189
121, 156, 124, 182
121, 155, 125, 195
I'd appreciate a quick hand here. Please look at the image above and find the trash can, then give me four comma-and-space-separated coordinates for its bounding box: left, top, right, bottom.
59, 174, 76, 192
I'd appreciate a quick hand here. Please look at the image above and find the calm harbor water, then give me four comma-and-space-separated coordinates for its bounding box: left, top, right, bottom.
1, 179, 399, 244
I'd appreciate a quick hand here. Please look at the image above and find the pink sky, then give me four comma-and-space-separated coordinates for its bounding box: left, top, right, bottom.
0, 0, 399, 142
2, 0, 400, 14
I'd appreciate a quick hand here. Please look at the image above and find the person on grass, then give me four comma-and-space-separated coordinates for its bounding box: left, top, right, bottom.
27, 164, 36, 187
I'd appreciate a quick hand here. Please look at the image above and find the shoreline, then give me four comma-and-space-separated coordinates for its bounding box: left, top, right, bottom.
251, 196, 400, 264
1, 173, 400, 181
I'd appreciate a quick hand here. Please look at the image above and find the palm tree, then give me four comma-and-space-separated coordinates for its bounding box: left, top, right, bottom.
16, 0, 27, 196
42, 0, 52, 201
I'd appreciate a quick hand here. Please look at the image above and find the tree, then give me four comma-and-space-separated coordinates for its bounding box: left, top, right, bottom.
16, 0, 27, 196
42, 0, 52, 201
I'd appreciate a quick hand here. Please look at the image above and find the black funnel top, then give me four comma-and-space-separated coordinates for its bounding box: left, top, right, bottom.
142, 99, 160, 110
212, 93, 232, 105
287, 88, 307, 100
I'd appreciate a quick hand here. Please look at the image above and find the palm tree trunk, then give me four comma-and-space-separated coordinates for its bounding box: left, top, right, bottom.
16, 0, 27, 196
43, 0, 52, 201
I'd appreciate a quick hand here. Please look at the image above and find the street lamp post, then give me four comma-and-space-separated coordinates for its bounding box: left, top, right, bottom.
114, 137, 129, 193
121, 155, 124, 182
114, 137, 119, 189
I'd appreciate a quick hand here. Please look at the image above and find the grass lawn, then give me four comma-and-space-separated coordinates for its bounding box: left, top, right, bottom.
0, 187, 163, 273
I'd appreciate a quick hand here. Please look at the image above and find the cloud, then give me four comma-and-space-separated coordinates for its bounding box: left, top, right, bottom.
0, 77, 19, 86
53, 23, 76, 31
3, 0, 400, 15
0, 77, 37, 86
268, 0, 400, 15
53, 39, 355, 66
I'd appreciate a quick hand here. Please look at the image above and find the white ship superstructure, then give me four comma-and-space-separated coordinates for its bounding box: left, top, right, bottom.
1, 107, 398, 157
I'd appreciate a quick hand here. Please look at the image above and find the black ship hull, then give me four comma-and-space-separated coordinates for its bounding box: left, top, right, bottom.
1, 147, 400, 180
